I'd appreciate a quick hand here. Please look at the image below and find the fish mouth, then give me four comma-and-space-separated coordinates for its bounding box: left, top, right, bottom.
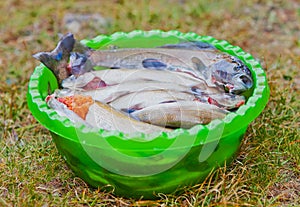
238, 74, 253, 88
229, 74, 253, 94
213, 73, 253, 94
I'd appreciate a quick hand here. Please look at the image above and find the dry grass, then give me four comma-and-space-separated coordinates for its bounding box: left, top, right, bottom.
0, 0, 299, 206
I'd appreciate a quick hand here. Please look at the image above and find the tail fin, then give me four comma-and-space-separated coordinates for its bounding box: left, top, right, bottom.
33, 33, 75, 84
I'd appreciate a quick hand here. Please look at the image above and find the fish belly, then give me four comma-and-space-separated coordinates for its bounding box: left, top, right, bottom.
85, 102, 171, 134
110, 90, 196, 112
131, 101, 228, 128
79, 80, 194, 103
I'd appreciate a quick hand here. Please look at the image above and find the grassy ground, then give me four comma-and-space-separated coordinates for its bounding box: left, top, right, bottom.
0, 0, 299, 206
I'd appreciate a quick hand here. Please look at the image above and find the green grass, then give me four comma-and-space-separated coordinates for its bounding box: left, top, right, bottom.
1, 0, 299, 206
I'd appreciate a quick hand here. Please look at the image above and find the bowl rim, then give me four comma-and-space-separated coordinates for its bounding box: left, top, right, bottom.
28, 30, 270, 148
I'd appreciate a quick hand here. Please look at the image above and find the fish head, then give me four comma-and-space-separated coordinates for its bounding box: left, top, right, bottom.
211, 55, 253, 94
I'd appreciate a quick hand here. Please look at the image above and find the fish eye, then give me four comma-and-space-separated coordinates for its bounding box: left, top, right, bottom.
239, 75, 253, 88
233, 66, 240, 71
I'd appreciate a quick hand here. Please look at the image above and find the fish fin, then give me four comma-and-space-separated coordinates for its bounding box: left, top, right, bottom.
33, 52, 56, 69
122, 108, 137, 114
159, 41, 216, 50
191, 57, 206, 70
190, 41, 216, 50
191, 57, 208, 78
107, 45, 119, 50
191, 57, 217, 87
73, 41, 91, 54
54, 33, 76, 57
93, 65, 112, 70
159, 100, 177, 104
191, 86, 208, 95
47, 81, 53, 95
142, 58, 167, 70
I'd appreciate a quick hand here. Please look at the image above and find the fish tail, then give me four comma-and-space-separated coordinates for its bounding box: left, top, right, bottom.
33, 52, 55, 69
33, 33, 76, 83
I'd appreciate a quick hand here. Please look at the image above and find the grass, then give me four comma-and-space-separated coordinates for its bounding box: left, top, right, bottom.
0, 0, 299, 206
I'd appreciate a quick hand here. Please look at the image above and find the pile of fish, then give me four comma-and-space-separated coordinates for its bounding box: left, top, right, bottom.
33, 33, 253, 134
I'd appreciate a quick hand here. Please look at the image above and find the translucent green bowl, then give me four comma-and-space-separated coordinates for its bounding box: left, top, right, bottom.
27, 30, 269, 199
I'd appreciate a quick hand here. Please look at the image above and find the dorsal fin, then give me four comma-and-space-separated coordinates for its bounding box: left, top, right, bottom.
159, 41, 216, 50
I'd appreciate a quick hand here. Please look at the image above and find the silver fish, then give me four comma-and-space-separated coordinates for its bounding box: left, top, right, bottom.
62, 68, 216, 93
78, 80, 197, 103
158, 41, 216, 50
131, 101, 229, 128
109, 90, 197, 113
75, 46, 253, 94
82, 48, 253, 94
47, 94, 171, 134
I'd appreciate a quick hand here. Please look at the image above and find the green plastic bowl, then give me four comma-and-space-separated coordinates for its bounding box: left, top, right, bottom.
27, 30, 269, 199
